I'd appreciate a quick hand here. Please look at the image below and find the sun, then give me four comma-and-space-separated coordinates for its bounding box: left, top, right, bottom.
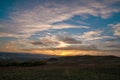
60, 51, 67, 56
60, 51, 70, 56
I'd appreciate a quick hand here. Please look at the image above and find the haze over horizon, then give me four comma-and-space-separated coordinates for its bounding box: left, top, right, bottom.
0, 0, 120, 56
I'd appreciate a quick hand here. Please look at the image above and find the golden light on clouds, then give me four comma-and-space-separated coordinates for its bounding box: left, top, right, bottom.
60, 51, 72, 56
28, 49, 102, 56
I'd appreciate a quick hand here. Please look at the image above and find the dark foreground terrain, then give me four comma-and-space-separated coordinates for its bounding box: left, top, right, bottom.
0, 55, 120, 80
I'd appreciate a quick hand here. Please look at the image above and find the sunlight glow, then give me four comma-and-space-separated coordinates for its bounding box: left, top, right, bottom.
60, 51, 68, 56
30, 50, 97, 56
22, 49, 120, 57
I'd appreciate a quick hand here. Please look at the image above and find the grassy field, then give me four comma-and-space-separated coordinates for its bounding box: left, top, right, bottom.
0, 56, 120, 80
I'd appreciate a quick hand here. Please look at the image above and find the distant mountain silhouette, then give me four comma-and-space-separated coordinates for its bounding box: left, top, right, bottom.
58, 55, 120, 64
0, 52, 55, 61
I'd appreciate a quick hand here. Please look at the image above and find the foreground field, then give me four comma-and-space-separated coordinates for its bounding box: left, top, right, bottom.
0, 63, 120, 80
0, 56, 120, 80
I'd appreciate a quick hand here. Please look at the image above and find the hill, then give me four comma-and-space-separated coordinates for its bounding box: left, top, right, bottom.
0, 52, 55, 61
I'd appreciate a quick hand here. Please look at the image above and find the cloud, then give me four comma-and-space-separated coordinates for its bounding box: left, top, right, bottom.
87, 35, 120, 50
0, 32, 32, 39
30, 33, 83, 49
0, 0, 119, 39
0, 0, 120, 53
105, 37, 120, 41
78, 30, 113, 41
0, 40, 31, 52
55, 44, 98, 50
30, 39, 98, 50
0, 22, 89, 39
28, 30, 116, 50
106, 44, 120, 49
31, 41, 45, 46
0, 23, 32, 38
29, 32, 110, 51
52, 24, 90, 29
110, 23, 120, 36
31, 38, 59, 47
57, 35, 82, 44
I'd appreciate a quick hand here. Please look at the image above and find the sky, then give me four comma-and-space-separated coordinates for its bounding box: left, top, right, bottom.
0, 0, 120, 56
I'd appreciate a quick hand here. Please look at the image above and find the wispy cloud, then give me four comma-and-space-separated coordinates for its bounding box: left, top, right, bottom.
30, 34, 78, 48
110, 23, 120, 36
0, 0, 119, 39
77, 30, 113, 41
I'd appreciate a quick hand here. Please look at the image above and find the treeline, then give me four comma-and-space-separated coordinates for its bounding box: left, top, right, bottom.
0, 60, 47, 66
